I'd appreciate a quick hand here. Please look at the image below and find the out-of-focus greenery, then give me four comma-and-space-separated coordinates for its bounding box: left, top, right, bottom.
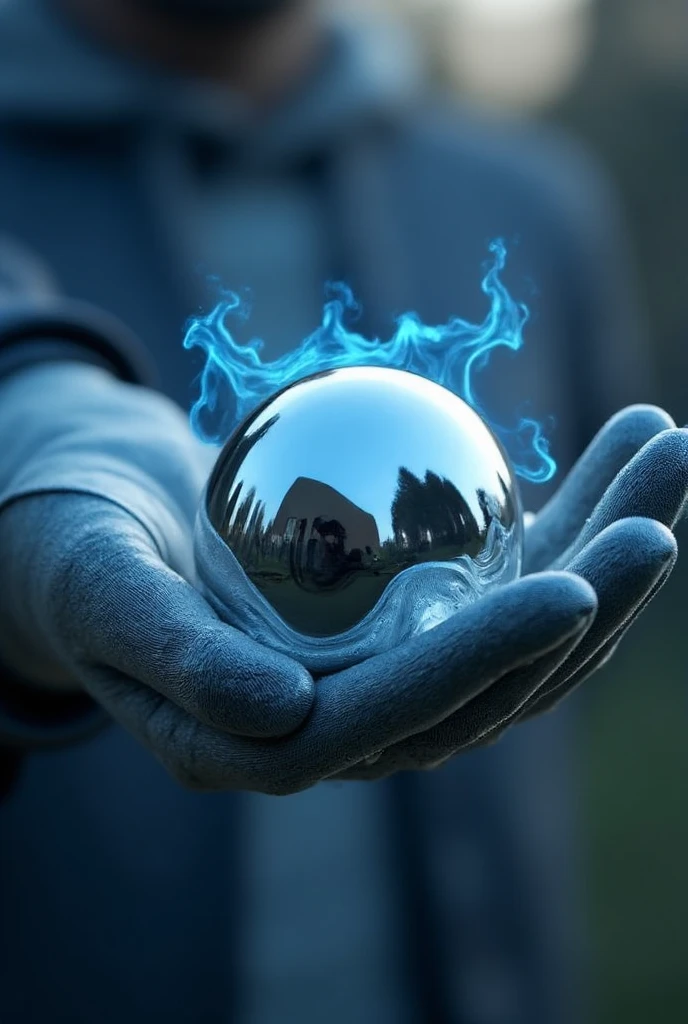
397, 1, 688, 1019
552, 0, 688, 420
553, 4, 688, 1017
382, 3, 688, 1018
581, 542, 688, 1024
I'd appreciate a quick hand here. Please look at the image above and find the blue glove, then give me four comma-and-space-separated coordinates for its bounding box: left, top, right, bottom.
0, 360, 685, 795
335, 406, 688, 779
0, 361, 313, 744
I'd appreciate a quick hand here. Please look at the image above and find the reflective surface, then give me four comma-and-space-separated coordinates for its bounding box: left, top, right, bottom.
202, 366, 522, 656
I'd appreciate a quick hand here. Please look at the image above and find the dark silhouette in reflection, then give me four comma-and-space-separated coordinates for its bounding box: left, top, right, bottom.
391, 467, 483, 556
211, 457, 510, 636
272, 477, 380, 591
207, 413, 280, 536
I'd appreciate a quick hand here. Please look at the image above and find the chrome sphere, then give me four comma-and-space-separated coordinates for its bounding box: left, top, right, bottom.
195, 366, 523, 670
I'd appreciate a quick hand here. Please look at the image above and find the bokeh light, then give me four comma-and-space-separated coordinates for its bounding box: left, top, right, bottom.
359, 0, 596, 109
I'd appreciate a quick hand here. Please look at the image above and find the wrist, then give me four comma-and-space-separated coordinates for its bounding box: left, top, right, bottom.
0, 363, 209, 563
0, 652, 83, 697
0, 668, 109, 751
0, 296, 158, 387
0, 494, 93, 691
0, 494, 112, 748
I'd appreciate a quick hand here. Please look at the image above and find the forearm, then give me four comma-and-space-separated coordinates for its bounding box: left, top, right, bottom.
0, 300, 157, 755
0, 296, 157, 386
0, 494, 113, 764
0, 359, 201, 548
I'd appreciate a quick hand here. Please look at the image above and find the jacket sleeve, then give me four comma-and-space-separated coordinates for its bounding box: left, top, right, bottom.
0, 298, 157, 794
0, 297, 158, 385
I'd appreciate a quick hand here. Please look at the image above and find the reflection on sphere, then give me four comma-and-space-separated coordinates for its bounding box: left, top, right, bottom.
204, 366, 523, 656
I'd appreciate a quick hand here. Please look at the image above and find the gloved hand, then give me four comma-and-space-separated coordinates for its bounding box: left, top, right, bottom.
1, 362, 685, 795
0, 361, 314, 743
335, 405, 688, 780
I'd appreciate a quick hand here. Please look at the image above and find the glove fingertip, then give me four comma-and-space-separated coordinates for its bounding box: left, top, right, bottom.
605, 404, 676, 438
575, 516, 677, 575
235, 648, 316, 739
479, 571, 597, 658
185, 624, 316, 739
631, 517, 677, 563
521, 570, 598, 621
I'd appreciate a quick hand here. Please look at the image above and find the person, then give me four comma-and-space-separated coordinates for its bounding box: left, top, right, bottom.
0, 2, 686, 1023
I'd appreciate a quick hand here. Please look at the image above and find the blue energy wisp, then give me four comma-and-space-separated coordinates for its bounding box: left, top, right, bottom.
183, 239, 556, 483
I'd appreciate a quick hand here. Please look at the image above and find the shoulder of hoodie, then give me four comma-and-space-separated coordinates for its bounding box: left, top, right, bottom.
385, 92, 624, 238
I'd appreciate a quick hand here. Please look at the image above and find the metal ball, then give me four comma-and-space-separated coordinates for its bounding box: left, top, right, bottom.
198, 366, 523, 667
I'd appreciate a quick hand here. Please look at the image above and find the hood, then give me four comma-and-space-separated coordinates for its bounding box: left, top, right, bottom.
0, 0, 425, 162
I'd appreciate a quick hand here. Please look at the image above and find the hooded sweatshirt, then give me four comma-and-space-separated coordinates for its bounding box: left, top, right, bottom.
0, 2, 653, 1024
0, 0, 425, 360
0, 3, 429, 1022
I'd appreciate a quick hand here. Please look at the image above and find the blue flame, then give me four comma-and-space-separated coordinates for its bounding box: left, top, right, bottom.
183, 239, 556, 483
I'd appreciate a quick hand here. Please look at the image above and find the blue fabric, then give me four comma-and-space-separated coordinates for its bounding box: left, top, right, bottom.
179, 167, 411, 1021
2, 374, 685, 1024
0, 2, 665, 1023
235, 782, 413, 1024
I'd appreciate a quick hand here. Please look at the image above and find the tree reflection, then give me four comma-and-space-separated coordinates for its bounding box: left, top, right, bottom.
391, 467, 482, 554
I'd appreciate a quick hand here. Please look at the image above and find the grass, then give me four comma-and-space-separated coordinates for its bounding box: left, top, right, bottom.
582, 568, 688, 1024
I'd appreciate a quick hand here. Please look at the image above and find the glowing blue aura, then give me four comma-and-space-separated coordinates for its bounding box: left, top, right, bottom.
183, 239, 556, 484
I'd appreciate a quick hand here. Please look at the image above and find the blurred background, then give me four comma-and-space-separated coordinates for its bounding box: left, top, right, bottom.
1, 1, 685, 1021
347, 1, 688, 1021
